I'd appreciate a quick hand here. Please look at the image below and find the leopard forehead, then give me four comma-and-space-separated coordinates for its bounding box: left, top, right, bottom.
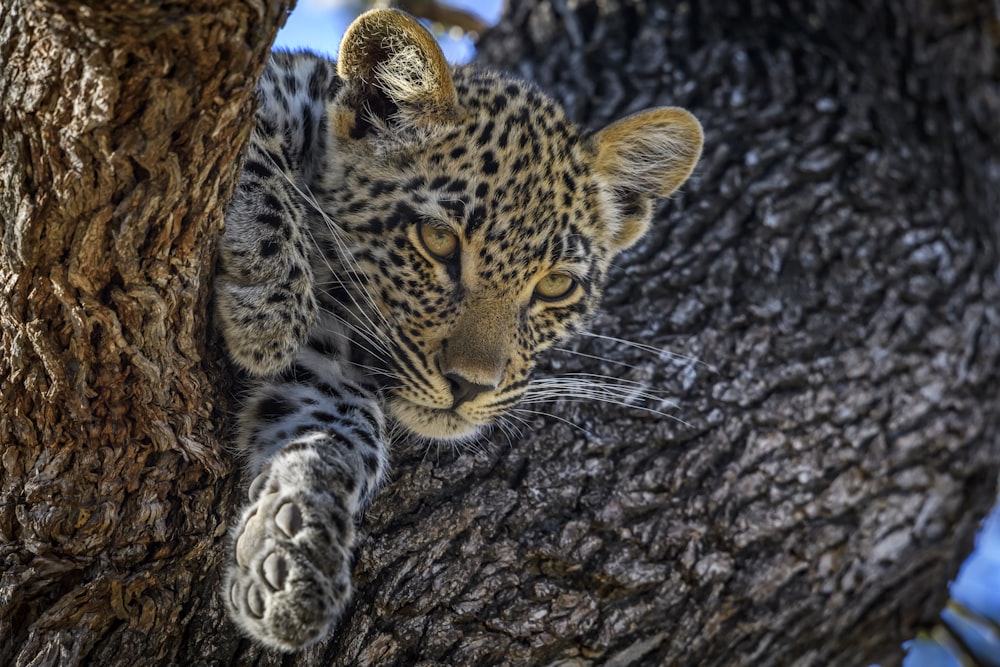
331, 67, 615, 273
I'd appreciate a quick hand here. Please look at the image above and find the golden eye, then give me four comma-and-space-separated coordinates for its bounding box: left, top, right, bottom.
535, 272, 576, 301
418, 222, 459, 260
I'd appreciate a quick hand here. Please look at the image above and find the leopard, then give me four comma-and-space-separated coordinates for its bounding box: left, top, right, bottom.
216, 8, 703, 651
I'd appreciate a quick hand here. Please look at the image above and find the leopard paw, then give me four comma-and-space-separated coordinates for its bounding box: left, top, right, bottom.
215, 278, 316, 376
223, 462, 354, 651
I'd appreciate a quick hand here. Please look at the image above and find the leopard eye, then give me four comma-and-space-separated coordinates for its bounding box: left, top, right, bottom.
535, 272, 577, 301
418, 222, 459, 260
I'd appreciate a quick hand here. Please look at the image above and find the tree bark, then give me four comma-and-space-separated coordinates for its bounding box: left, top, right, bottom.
2, 0, 999, 666
0, 1, 287, 664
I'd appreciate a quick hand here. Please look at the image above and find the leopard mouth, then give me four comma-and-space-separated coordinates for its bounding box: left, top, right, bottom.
387, 395, 483, 441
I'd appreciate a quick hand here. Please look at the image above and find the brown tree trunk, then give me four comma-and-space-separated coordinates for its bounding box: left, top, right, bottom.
2, 0, 999, 666
0, 1, 287, 664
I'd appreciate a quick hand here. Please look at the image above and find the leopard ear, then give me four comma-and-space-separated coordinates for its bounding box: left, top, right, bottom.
591, 108, 703, 253
334, 9, 458, 137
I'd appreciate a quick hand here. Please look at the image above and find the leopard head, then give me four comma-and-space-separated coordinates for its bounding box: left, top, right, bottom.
320, 9, 702, 441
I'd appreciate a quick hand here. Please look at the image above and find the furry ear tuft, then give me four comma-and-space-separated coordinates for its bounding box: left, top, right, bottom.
335, 9, 458, 135
592, 108, 703, 252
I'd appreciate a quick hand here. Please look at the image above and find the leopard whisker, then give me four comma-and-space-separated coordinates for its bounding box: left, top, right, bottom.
537, 372, 676, 392
310, 304, 393, 367
551, 346, 644, 370
510, 406, 596, 439
346, 362, 397, 381
528, 375, 676, 403
308, 306, 389, 365
493, 416, 521, 449
519, 392, 688, 426
312, 268, 438, 401
526, 374, 684, 416
579, 331, 716, 372
265, 156, 395, 347
526, 379, 671, 402
468, 426, 499, 457
307, 237, 394, 351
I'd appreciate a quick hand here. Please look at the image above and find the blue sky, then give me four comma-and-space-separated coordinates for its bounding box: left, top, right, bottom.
272, 4, 1000, 665
273, 0, 502, 63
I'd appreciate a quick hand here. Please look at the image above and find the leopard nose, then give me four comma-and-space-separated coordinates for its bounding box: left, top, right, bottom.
444, 372, 495, 407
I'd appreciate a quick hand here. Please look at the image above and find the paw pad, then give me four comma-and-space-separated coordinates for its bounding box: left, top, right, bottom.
224, 479, 355, 651
235, 508, 262, 568
275, 500, 302, 538
246, 583, 266, 618
262, 551, 288, 590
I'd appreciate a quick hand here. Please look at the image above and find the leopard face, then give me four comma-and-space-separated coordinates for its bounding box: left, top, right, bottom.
314, 11, 702, 441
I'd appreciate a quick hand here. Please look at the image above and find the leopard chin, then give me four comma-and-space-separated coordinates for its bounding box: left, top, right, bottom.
388, 396, 484, 441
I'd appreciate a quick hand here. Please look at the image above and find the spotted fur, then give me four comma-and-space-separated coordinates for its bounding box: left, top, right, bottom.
216, 9, 702, 651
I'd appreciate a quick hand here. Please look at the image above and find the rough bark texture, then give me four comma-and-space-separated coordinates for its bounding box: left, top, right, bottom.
0, 1, 287, 664
2, 0, 999, 666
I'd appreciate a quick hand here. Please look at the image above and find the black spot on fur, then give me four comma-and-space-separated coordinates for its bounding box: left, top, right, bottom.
439, 197, 467, 220
301, 106, 314, 148
309, 337, 339, 357
481, 151, 499, 175
257, 212, 283, 229
244, 160, 270, 179
476, 120, 494, 146
308, 64, 327, 99
281, 363, 318, 385
260, 239, 280, 257
256, 396, 294, 422
385, 201, 416, 230
467, 206, 487, 234
328, 507, 348, 538
361, 452, 380, 475
369, 181, 397, 197
312, 410, 339, 423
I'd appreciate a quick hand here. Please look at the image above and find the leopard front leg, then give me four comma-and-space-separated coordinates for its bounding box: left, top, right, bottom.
223, 363, 387, 651
216, 115, 319, 376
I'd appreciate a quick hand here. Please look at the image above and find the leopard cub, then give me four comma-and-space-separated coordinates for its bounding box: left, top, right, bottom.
216, 8, 702, 651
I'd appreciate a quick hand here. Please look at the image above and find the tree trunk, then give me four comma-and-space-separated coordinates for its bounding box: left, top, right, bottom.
0, 1, 287, 664
3, 0, 999, 666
